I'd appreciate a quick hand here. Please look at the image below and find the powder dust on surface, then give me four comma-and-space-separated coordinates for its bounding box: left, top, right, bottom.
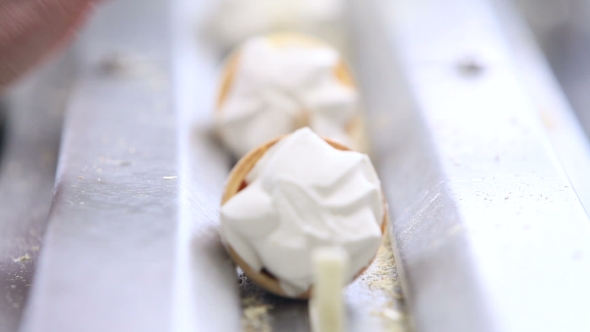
359, 232, 408, 332
238, 273, 275, 332
237, 231, 408, 332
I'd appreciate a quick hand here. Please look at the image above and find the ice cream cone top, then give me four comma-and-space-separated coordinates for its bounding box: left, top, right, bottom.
215, 33, 363, 157
220, 128, 386, 298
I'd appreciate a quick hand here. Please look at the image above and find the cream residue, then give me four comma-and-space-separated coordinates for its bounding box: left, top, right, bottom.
221, 128, 383, 296
216, 35, 359, 157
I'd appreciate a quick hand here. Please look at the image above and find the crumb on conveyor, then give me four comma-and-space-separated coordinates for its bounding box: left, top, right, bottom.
12, 253, 31, 263
363, 233, 402, 295
237, 231, 408, 332
242, 303, 273, 332
354, 232, 408, 332
239, 278, 273, 332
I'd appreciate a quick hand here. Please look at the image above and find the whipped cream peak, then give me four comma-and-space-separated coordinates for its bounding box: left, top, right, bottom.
216, 35, 360, 157
221, 128, 384, 296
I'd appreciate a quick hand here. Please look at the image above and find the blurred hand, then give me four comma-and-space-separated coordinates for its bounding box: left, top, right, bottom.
0, 0, 100, 90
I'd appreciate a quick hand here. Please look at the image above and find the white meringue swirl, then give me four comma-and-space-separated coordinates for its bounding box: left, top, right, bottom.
221, 128, 383, 296
216, 35, 360, 157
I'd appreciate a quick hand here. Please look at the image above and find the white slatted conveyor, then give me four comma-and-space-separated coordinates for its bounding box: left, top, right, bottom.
351, 0, 590, 331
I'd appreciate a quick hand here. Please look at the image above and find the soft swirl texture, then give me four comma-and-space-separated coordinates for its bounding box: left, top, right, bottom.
221, 128, 383, 296
216, 35, 360, 157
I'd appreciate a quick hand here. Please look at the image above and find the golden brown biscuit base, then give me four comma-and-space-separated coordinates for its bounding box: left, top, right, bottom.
221, 135, 388, 298
216, 50, 241, 110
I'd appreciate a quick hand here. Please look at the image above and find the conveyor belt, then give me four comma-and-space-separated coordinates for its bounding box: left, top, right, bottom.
1, 0, 589, 331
